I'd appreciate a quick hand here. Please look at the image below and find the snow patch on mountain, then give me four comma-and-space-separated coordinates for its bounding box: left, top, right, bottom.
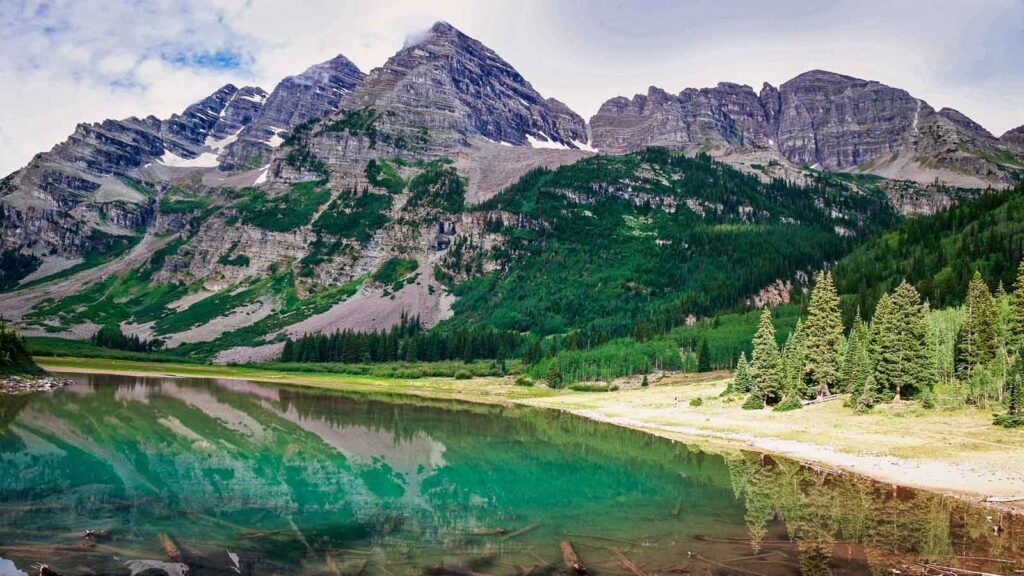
527, 134, 571, 150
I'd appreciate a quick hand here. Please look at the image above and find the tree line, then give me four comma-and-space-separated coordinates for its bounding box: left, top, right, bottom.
92, 325, 160, 353
280, 314, 525, 365
727, 269, 1024, 426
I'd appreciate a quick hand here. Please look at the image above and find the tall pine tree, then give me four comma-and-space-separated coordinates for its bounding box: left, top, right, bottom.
1011, 261, 1024, 352
803, 271, 844, 398
871, 282, 936, 401
732, 352, 753, 393
697, 339, 712, 372
995, 354, 1024, 427
839, 315, 871, 398
780, 319, 808, 398
957, 271, 998, 378
748, 308, 782, 406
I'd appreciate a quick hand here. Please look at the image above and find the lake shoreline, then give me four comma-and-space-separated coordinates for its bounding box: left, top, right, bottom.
37, 357, 1024, 514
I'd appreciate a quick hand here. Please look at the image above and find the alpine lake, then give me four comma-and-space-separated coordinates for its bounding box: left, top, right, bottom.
1, 373, 1022, 576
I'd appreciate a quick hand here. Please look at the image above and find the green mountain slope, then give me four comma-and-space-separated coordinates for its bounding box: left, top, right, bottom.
834, 182, 1024, 314
443, 148, 898, 341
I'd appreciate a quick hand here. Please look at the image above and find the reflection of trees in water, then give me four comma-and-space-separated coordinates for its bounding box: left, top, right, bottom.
727, 452, 1023, 575
0, 393, 31, 433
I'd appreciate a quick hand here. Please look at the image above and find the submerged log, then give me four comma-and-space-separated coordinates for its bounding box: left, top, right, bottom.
463, 528, 508, 536
502, 524, 541, 541
563, 532, 640, 546
560, 541, 586, 574
608, 547, 646, 576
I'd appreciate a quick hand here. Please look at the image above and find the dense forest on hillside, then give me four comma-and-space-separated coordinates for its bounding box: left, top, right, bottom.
446, 149, 897, 343
835, 183, 1024, 316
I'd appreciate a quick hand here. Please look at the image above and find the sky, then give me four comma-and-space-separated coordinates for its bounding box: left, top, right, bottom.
1, 0, 1022, 176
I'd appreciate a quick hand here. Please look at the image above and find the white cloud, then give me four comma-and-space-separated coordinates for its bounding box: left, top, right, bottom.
1, 0, 1022, 177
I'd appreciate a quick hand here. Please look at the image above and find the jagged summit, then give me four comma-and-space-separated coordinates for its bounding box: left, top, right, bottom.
591, 69, 1023, 188
343, 20, 587, 149
221, 53, 366, 168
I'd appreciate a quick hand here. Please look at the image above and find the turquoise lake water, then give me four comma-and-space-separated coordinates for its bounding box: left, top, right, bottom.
1, 373, 1022, 575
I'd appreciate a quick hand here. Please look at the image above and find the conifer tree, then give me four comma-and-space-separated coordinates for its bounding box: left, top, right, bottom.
803, 271, 844, 398
872, 282, 936, 401
733, 352, 753, 394
545, 362, 563, 388
780, 319, 808, 398
697, 339, 712, 372
995, 355, 1024, 427
957, 271, 998, 378
749, 308, 782, 405
840, 315, 871, 397
1011, 260, 1024, 351
855, 374, 878, 412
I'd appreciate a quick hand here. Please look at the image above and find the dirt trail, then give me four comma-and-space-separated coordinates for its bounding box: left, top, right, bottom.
0, 233, 178, 322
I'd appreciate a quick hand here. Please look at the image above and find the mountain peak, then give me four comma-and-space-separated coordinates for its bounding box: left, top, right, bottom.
429, 20, 458, 34
347, 21, 586, 149
1002, 124, 1024, 150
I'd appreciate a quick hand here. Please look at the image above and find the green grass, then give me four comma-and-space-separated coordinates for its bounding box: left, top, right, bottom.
234, 180, 331, 232
26, 337, 189, 363
312, 190, 392, 241
159, 195, 211, 214
671, 304, 804, 368
172, 274, 366, 360
256, 359, 519, 379
365, 159, 405, 194
372, 257, 418, 286
14, 233, 142, 291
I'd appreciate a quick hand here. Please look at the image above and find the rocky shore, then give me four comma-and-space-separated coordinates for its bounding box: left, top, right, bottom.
1, 374, 73, 395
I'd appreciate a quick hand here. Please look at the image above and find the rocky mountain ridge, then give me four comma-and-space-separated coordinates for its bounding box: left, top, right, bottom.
591, 69, 1023, 189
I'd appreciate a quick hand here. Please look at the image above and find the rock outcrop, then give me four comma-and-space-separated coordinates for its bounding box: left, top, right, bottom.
0, 83, 267, 257
221, 55, 366, 169
1003, 125, 1024, 151
590, 69, 1024, 188
338, 21, 588, 152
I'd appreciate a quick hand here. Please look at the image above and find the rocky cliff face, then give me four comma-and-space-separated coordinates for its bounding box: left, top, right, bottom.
1003, 125, 1024, 151
221, 56, 366, 169
591, 69, 1023, 189
0, 83, 268, 258
339, 21, 587, 152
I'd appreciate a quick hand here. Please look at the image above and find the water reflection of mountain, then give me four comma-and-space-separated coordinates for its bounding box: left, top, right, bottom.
0, 374, 1022, 576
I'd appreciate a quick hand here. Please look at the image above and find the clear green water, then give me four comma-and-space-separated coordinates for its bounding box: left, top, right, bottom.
1, 374, 1022, 576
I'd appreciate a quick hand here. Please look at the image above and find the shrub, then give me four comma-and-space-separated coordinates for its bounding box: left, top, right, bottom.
515, 376, 534, 387
773, 393, 803, 412
454, 369, 472, 380
994, 413, 1024, 428
742, 393, 765, 410
920, 389, 936, 409
689, 397, 703, 407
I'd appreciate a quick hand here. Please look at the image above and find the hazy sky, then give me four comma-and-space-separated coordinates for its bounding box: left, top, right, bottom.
2, 0, 1022, 176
